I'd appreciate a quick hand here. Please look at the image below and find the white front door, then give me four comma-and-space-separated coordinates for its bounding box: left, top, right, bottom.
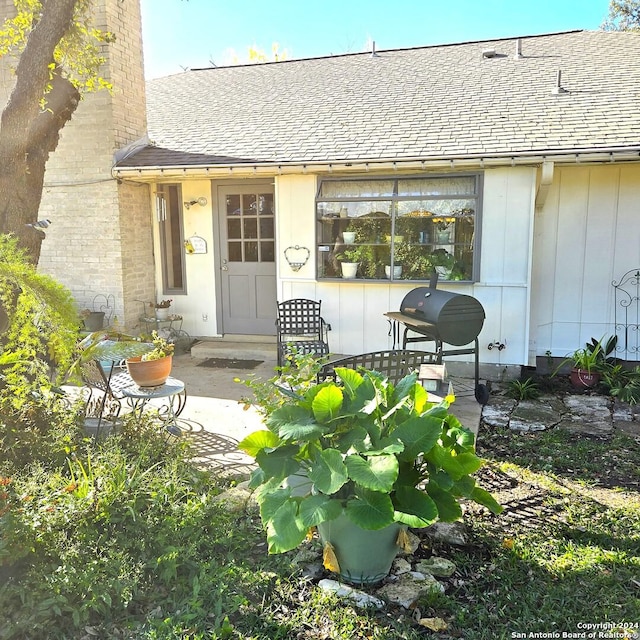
218, 185, 277, 335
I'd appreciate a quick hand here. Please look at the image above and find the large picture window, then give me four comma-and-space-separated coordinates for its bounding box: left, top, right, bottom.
156, 184, 186, 293
316, 175, 481, 282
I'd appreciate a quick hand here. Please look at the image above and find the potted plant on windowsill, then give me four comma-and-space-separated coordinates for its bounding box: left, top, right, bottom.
430, 249, 456, 280
125, 331, 175, 387
335, 248, 360, 279
238, 366, 502, 585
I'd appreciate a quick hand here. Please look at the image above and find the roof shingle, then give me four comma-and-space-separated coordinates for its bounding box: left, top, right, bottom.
118, 31, 640, 169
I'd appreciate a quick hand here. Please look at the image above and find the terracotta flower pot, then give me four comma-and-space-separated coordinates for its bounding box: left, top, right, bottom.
570, 368, 600, 390
126, 354, 172, 387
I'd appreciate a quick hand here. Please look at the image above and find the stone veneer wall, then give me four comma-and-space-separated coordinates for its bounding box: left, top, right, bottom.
0, 0, 154, 331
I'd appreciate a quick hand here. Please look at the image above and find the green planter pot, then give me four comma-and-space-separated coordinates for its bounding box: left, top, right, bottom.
317, 513, 404, 585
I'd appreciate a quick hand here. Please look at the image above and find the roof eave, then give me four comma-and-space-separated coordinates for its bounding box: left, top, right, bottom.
113, 146, 640, 181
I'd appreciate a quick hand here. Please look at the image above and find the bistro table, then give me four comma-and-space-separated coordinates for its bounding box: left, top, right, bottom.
119, 376, 187, 435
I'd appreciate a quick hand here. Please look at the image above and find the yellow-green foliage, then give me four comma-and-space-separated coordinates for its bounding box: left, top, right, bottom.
0, 0, 114, 97
0, 234, 79, 399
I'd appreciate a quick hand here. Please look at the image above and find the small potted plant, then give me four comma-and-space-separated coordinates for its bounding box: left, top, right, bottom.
80, 308, 105, 331
430, 249, 456, 280
555, 336, 617, 390
569, 336, 619, 390
239, 366, 502, 585
150, 299, 173, 321
335, 248, 360, 279
125, 331, 175, 387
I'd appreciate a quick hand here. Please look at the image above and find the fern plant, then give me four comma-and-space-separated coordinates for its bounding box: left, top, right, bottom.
0, 235, 81, 465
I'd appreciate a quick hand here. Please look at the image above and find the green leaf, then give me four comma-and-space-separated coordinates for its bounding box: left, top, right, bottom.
333, 425, 369, 453
238, 430, 280, 457
426, 482, 463, 522
426, 444, 483, 480
451, 475, 476, 496
393, 486, 439, 528
430, 469, 454, 491
256, 445, 301, 481
334, 367, 364, 396
312, 385, 344, 423
471, 486, 504, 515
363, 437, 405, 456
393, 415, 442, 460
346, 454, 398, 492
265, 500, 308, 553
258, 487, 290, 523
267, 405, 313, 433
345, 489, 394, 530
351, 377, 378, 415
278, 420, 326, 441
308, 449, 348, 494
298, 495, 343, 528
392, 373, 419, 403
248, 466, 266, 489
451, 452, 483, 477
448, 424, 476, 451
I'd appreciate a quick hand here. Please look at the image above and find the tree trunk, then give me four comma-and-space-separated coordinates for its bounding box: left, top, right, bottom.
0, 0, 80, 264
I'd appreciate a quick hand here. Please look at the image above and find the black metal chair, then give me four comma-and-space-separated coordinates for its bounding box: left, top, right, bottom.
318, 349, 438, 386
79, 359, 131, 435
276, 298, 331, 366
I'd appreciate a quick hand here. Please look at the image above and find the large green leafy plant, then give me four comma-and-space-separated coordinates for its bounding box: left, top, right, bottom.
239, 368, 502, 554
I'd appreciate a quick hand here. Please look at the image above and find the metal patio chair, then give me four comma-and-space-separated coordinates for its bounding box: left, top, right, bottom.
318, 349, 438, 386
276, 298, 331, 366
79, 359, 131, 435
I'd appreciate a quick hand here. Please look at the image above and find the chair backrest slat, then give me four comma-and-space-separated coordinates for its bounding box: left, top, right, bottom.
319, 350, 438, 385
277, 299, 323, 336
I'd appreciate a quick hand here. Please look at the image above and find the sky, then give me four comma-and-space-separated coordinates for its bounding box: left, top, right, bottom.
140, 0, 612, 79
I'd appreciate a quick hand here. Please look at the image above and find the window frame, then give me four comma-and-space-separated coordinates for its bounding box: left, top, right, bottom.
315, 172, 483, 283
157, 184, 187, 295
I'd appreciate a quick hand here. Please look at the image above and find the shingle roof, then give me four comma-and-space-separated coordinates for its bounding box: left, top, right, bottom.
118, 30, 640, 169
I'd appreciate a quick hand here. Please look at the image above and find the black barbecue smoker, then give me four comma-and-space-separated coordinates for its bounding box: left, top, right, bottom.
385, 284, 489, 403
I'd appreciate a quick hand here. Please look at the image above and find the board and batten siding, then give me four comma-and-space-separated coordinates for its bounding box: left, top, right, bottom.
277, 168, 537, 367
530, 163, 640, 360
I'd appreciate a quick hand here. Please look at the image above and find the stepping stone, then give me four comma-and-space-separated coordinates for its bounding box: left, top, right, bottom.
481, 396, 516, 428
508, 395, 565, 432
559, 395, 612, 436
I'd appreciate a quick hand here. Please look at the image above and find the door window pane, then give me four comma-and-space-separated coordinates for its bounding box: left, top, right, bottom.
261, 241, 275, 262
243, 194, 257, 214
228, 241, 242, 261
243, 218, 258, 239
260, 217, 274, 238
227, 194, 240, 215
259, 193, 274, 214
245, 242, 258, 262
227, 218, 241, 239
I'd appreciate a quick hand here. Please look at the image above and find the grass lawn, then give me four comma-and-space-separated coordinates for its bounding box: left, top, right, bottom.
1, 410, 639, 639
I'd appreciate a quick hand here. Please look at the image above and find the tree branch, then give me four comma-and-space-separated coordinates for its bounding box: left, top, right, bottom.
0, 0, 78, 164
